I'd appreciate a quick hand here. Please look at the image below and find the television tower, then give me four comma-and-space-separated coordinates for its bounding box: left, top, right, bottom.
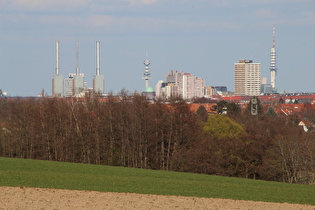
270, 25, 277, 90
142, 52, 151, 89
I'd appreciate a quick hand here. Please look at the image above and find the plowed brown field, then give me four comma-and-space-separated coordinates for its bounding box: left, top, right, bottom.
0, 186, 314, 209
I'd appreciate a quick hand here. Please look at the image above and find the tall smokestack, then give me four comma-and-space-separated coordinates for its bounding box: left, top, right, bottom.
76, 41, 80, 75
55, 41, 59, 75
52, 40, 64, 97
93, 41, 104, 94
96, 41, 100, 76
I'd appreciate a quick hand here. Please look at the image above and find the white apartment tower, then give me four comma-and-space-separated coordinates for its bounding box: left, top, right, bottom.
234, 60, 261, 96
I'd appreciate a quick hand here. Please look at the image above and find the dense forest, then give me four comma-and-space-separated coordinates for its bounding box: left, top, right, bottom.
0, 93, 314, 184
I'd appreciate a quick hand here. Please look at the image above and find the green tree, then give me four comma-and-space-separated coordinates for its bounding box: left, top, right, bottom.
203, 115, 246, 139
226, 102, 241, 116
211, 100, 227, 114
211, 101, 241, 115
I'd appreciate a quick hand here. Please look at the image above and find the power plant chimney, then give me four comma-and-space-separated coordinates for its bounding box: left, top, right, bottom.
52, 40, 64, 97
56, 41, 59, 75
93, 41, 104, 94
96, 41, 100, 76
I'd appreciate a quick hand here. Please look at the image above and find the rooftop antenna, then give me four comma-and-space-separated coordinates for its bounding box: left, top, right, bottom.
76, 41, 80, 75
96, 41, 100, 75
272, 24, 275, 48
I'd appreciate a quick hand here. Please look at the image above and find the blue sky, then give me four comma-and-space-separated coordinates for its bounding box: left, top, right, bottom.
0, 0, 314, 96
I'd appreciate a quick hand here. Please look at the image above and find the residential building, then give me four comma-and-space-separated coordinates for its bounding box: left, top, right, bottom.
204, 86, 217, 97
156, 70, 204, 99
234, 60, 261, 96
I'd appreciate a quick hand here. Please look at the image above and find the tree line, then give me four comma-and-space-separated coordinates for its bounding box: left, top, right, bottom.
0, 93, 314, 184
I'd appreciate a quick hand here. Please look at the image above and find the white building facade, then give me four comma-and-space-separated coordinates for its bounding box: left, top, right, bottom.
156, 70, 205, 99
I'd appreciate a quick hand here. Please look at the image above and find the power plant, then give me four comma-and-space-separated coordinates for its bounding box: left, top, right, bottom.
93, 41, 105, 94
73, 41, 85, 96
52, 41, 105, 97
52, 41, 64, 97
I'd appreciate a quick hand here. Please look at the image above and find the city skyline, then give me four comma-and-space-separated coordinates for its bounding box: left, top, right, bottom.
0, 0, 314, 96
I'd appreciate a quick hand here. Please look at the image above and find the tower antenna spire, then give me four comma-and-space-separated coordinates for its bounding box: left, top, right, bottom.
55, 41, 59, 76
76, 41, 80, 75
272, 24, 275, 48
270, 25, 277, 90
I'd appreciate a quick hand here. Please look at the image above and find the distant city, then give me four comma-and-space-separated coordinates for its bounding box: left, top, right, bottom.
49, 25, 280, 100
1, 26, 313, 102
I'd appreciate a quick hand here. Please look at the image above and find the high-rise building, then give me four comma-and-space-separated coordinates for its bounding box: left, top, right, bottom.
52, 41, 64, 97
260, 77, 273, 94
204, 86, 217, 97
93, 41, 104, 94
64, 74, 74, 97
156, 70, 204, 99
214, 86, 227, 92
234, 60, 261, 96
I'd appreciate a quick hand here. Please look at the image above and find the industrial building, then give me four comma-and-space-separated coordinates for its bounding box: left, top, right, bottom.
52, 41, 105, 97
73, 42, 85, 96
52, 41, 64, 97
93, 41, 104, 94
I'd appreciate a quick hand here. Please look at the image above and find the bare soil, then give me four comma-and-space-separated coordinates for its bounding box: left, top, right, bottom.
0, 186, 314, 209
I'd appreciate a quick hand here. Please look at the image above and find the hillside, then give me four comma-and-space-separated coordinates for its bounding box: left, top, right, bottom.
0, 157, 314, 206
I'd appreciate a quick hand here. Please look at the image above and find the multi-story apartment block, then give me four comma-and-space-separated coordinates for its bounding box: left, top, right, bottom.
156, 70, 204, 99
234, 60, 261, 96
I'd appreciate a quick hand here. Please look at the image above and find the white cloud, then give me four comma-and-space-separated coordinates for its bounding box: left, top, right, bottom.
253, 9, 277, 19
85, 14, 240, 33
123, 0, 160, 5
1, 0, 91, 11
86, 15, 116, 28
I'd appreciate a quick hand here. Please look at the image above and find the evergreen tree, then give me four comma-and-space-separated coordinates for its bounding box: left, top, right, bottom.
196, 105, 208, 122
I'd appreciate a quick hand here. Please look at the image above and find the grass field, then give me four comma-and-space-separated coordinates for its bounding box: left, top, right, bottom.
0, 157, 314, 205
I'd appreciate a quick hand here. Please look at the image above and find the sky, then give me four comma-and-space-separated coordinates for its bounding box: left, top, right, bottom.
0, 0, 314, 96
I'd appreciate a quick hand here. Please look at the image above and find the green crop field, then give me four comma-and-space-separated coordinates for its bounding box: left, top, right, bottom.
0, 157, 314, 205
